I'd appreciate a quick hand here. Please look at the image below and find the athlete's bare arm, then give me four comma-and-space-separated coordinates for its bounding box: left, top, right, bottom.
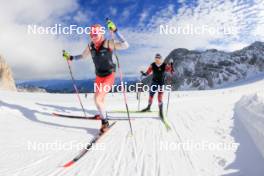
71, 45, 91, 60
107, 31, 129, 50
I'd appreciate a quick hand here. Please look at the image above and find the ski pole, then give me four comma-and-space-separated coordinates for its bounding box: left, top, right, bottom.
137, 75, 143, 111
166, 90, 171, 116
63, 50, 87, 117
166, 59, 174, 116
112, 45, 133, 135
106, 19, 133, 135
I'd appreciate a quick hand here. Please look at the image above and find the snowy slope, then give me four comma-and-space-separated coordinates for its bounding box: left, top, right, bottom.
1, 77, 264, 176
235, 94, 264, 160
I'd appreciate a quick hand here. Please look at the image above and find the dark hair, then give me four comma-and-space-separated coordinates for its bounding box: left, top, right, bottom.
155, 53, 161, 59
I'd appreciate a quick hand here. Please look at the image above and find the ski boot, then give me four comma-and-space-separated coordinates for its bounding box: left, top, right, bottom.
141, 104, 151, 112
100, 119, 110, 134
94, 114, 102, 120
159, 104, 164, 120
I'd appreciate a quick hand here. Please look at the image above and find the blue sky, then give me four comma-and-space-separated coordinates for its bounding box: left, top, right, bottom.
65, 0, 199, 33
75, 0, 182, 27
1, 0, 264, 80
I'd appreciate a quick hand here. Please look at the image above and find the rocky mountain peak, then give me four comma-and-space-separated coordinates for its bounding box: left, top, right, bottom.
161, 41, 264, 90
0, 55, 17, 91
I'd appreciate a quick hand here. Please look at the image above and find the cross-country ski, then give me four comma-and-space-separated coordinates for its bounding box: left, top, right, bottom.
62, 121, 117, 168
52, 112, 134, 121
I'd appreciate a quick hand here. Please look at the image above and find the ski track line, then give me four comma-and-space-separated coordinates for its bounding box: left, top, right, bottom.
112, 127, 136, 176
155, 127, 161, 176
157, 123, 165, 176
142, 119, 166, 176
141, 120, 156, 176
42, 167, 65, 176
78, 124, 122, 176
30, 147, 84, 176
114, 118, 150, 176
86, 121, 133, 176
94, 133, 127, 176
156, 122, 170, 176
1, 155, 51, 176
170, 111, 196, 173
45, 152, 87, 176
63, 143, 110, 176
43, 123, 121, 176
179, 112, 192, 131
159, 120, 184, 176
160, 121, 187, 176
184, 104, 228, 175
109, 124, 134, 176
154, 123, 162, 176
141, 123, 154, 176
134, 122, 147, 176
111, 132, 129, 176
30, 156, 71, 176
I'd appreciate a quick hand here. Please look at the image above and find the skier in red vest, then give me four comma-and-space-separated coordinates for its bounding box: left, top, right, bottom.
63, 20, 129, 133
140, 54, 174, 119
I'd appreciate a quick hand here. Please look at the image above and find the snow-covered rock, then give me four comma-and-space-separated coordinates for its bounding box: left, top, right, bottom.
165, 41, 264, 90
235, 94, 264, 159
0, 55, 16, 91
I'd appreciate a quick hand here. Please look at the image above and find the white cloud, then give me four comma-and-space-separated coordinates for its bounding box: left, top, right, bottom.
73, 11, 91, 23
1, 0, 264, 80
139, 10, 149, 24
249, 0, 264, 41
120, 4, 136, 22
109, 6, 117, 16
0, 0, 93, 80
0, 0, 78, 24
118, 0, 264, 76
177, 0, 186, 4
120, 9, 130, 22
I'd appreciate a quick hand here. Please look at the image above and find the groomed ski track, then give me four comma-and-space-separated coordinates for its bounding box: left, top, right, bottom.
1, 78, 264, 176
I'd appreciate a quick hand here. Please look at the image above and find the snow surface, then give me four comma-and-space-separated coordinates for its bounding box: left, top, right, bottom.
235, 94, 264, 160
1, 77, 264, 176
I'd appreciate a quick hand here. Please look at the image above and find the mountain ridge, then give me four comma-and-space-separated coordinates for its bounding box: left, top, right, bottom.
163, 41, 264, 90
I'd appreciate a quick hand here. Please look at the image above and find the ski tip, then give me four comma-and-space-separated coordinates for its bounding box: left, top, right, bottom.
63, 161, 75, 168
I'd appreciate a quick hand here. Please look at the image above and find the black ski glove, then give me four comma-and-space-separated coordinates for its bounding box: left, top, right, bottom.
62, 50, 73, 61
140, 71, 147, 76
